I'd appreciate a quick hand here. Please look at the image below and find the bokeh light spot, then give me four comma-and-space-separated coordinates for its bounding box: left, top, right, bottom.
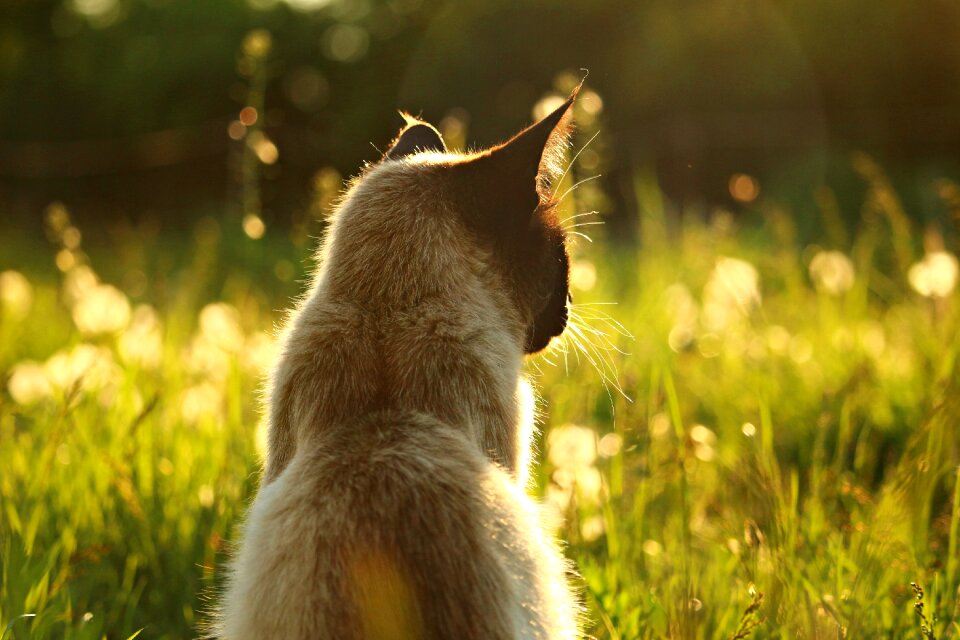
0, 270, 33, 319
274, 259, 295, 282
323, 24, 369, 63
227, 120, 246, 141
569, 259, 596, 291
243, 214, 266, 239
242, 29, 272, 59
729, 173, 760, 204
908, 251, 959, 298
533, 94, 566, 121
62, 226, 82, 250
284, 67, 329, 111
283, 0, 335, 11
579, 90, 604, 115
239, 106, 258, 126
248, 131, 279, 165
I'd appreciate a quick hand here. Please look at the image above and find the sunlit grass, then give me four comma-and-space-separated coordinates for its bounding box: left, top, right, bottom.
2, 169, 960, 639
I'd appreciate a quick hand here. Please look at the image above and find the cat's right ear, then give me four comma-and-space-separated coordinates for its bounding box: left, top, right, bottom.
489, 88, 578, 199
459, 86, 578, 228
385, 115, 446, 160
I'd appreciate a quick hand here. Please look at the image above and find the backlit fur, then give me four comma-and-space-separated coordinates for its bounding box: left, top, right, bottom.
216, 99, 582, 639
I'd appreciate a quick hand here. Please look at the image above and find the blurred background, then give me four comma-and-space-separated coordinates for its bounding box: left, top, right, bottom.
3, 0, 960, 240
3, 1, 960, 639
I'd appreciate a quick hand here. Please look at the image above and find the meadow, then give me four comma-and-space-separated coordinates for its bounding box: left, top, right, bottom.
2, 158, 960, 639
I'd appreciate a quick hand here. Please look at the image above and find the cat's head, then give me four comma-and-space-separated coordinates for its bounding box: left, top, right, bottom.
396, 95, 575, 354
323, 90, 577, 355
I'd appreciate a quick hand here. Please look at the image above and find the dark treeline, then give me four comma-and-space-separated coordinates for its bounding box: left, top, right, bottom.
2, 0, 959, 235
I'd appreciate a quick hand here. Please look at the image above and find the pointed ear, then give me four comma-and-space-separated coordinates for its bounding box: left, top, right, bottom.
385, 115, 446, 160
467, 87, 578, 221
491, 88, 577, 197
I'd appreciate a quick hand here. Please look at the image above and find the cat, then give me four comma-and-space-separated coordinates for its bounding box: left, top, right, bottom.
215, 87, 583, 640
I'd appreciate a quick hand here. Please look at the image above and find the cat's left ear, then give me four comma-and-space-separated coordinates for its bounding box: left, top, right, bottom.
385, 115, 446, 160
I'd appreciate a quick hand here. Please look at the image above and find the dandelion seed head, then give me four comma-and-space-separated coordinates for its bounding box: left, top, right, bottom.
62, 265, 99, 307
0, 270, 33, 320
703, 257, 760, 331
908, 251, 958, 298
119, 305, 163, 369
7, 361, 52, 405
180, 383, 224, 424
242, 331, 277, 373
184, 337, 232, 380
809, 250, 855, 295
598, 432, 622, 457
44, 344, 119, 394
580, 515, 605, 542
199, 303, 245, 352
548, 424, 597, 470
545, 483, 572, 512
72, 284, 131, 335
574, 466, 603, 505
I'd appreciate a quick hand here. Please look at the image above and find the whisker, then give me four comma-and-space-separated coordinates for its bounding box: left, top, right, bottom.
567, 321, 620, 349
555, 130, 601, 189
529, 359, 545, 377
560, 333, 571, 375
571, 315, 633, 340
563, 320, 584, 369
570, 306, 634, 338
566, 231, 594, 243
564, 221, 606, 230
585, 344, 632, 401
578, 315, 633, 340
563, 305, 634, 401
533, 301, 633, 402
604, 383, 617, 433
557, 175, 602, 203
558, 211, 599, 226
565, 325, 599, 370
565, 322, 624, 393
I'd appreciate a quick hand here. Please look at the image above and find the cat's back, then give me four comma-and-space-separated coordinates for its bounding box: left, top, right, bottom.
221, 410, 572, 640
218, 93, 584, 639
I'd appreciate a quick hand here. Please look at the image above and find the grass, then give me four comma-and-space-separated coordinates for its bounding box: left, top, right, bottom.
1, 163, 959, 639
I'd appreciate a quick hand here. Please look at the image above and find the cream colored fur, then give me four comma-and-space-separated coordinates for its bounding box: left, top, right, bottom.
216, 153, 581, 639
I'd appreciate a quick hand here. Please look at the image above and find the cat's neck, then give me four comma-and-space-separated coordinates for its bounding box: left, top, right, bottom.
265, 278, 528, 482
